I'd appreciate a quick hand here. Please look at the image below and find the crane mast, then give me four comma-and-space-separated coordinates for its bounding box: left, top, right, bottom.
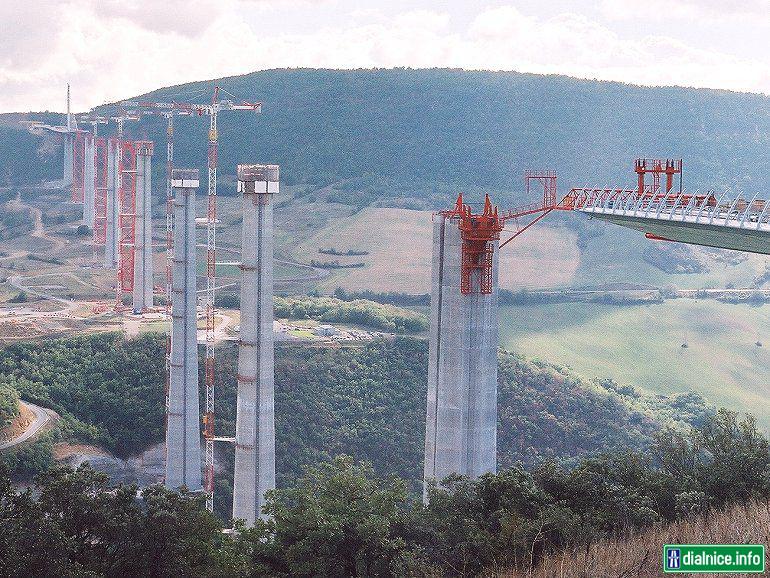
204, 100, 218, 512
122, 89, 261, 511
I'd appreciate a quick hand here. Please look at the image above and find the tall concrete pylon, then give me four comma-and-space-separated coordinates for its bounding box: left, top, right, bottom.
104, 138, 119, 269
82, 134, 95, 228
165, 168, 202, 491
423, 209, 499, 501
232, 164, 278, 526
133, 141, 154, 311
63, 135, 74, 189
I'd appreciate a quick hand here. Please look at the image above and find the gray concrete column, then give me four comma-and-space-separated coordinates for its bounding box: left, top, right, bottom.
232, 164, 278, 526
423, 213, 498, 501
63, 134, 73, 188
165, 168, 202, 491
133, 141, 154, 311
83, 135, 95, 228
104, 139, 119, 269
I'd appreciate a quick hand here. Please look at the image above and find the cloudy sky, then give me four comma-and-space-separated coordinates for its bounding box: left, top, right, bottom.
2, 0, 769, 113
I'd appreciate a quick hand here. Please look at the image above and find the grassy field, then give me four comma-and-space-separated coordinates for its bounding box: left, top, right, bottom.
499, 300, 770, 429
289, 205, 767, 294
292, 207, 581, 293
524, 499, 770, 578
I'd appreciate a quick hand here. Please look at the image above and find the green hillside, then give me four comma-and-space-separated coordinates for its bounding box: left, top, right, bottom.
0, 333, 712, 495
4, 69, 770, 204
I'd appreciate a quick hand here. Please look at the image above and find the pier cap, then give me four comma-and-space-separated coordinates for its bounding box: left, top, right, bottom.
237, 164, 279, 194
136, 141, 154, 156
171, 168, 199, 188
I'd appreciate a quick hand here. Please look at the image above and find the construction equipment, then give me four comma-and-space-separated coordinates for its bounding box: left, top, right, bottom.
125, 87, 262, 511
635, 158, 682, 196
117, 140, 137, 307
468, 158, 768, 291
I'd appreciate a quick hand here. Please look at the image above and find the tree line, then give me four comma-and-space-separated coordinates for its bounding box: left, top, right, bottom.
273, 296, 428, 333
2, 409, 768, 577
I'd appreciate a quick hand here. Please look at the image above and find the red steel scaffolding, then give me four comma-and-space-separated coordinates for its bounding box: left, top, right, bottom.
117, 140, 137, 307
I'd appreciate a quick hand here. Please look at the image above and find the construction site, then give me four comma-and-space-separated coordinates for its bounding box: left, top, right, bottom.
3, 84, 768, 527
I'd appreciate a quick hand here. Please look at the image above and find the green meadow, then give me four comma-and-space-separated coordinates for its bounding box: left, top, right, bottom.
499, 300, 770, 429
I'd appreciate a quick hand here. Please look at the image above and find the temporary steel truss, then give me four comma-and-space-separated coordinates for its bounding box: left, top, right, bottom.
117, 140, 137, 304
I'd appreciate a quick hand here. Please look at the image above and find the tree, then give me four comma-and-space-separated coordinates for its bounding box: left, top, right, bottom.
249, 456, 422, 577
0, 464, 238, 577
695, 410, 770, 505
0, 463, 70, 577
8, 291, 27, 303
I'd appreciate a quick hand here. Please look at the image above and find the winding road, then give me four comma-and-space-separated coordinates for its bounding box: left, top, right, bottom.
0, 401, 54, 450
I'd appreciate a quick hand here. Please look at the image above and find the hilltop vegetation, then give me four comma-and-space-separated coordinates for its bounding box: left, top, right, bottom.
126, 69, 770, 204
273, 295, 428, 333
4, 69, 770, 203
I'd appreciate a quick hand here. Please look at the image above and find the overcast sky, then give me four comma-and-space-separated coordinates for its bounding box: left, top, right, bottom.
2, 0, 770, 113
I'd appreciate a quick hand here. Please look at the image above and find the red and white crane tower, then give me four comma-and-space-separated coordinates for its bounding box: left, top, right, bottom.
125, 104, 193, 445
126, 87, 262, 511
108, 111, 140, 309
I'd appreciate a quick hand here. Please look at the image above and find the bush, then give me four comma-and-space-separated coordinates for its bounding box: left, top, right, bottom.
0, 382, 19, 427
8, 291, 28, 303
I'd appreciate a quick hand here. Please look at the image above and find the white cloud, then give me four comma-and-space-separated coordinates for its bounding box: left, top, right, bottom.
600, 0, 770, 21
0, 1, 769, 113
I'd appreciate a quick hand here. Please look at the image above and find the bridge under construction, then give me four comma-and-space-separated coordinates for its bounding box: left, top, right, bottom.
23, 90, 770, 518
423, 158, 770, 495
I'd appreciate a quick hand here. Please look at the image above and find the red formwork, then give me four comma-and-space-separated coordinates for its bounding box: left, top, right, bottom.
440, 194, 503, 295
117, 140, 137, 302
634, 158, 682, 195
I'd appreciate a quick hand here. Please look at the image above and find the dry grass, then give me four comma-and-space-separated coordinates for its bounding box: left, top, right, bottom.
0, 401, 33, 442
507, 501, 770, 578
292, 207, 580, 293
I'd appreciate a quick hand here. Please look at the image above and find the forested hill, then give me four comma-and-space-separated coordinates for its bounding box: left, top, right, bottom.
5, 68, 770, 204
0, 334, 712, 491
